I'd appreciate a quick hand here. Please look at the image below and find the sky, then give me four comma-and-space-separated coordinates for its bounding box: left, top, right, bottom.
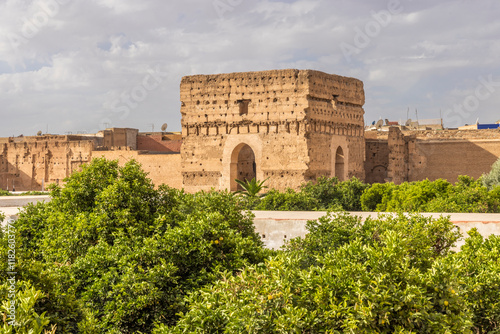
0, 0, 499, 137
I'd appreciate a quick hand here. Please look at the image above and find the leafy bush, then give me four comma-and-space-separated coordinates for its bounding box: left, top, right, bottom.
0, 281, 57, 333
301, 176, 369, 211
361, 177, 500, 213
0, 213, 82, 332
360, 182, 395, 211
254, 177, 369, 212
482, 157, 500, 190
168, 213, 478, 333
451, 230, 500, 332
384, 179, 451, 212
254, 188, 320, 211
11, 158, 268, 332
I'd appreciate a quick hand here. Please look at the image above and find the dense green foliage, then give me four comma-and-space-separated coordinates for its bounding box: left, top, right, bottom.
1, 158, 267, 333
361, 176, 500, 213
235, 177, 268, 197
168, 213, 500, 333
255, 188, 320, 211
243, 175, 500, 213
302, 176, 369, 211
2, 158, 500, 333
249, 177, 368, 211
0, 282, 57, 334
483, 157, 500, 190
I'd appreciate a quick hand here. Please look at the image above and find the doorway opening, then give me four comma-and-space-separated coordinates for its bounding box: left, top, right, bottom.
335, 146, 345, 181
230, 143, 256, 191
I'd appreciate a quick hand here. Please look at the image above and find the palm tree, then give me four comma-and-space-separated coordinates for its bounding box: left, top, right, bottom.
234, 178, 268, 197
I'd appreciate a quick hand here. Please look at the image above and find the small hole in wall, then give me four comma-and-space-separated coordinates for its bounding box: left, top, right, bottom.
284, 235, 287, 239
262, 234, 266, 239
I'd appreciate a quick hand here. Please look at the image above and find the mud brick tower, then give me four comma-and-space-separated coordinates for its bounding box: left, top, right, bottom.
180, 69, 365, 192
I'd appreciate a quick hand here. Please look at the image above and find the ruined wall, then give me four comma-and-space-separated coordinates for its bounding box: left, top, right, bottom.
0, 136, 93, 191
180, 69, 365, 192
181, 69, 310, 192
306, 70, 365, 181
365, 132, 389, 184
95, 150, 183, 189
405, 130, 500, 183
386, 127, 411, 184
408, 139, 500, 182
365, 128, 500, 184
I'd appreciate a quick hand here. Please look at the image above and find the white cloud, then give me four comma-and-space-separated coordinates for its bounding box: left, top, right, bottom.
0, 0, 499, 135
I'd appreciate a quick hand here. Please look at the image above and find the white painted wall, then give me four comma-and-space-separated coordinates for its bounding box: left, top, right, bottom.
2, 196, 499, 252
252, 211, 500, 250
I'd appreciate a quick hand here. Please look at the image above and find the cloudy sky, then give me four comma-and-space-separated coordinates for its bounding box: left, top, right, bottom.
1, 0, 499, 137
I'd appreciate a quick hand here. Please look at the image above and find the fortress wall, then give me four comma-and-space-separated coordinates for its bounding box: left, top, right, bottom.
365, 128, 500, 184
346, 135, 366, 179
408, 140, 500, 182
307, 133, 334, 179
180, 69, 366, 191
180, 69, 310, 127
259, 131, 310, 190
365, 139, 389, 184
0, 139, 93, 191
408, 130, 500, 182
180, 70, 314, 192
181, 127, 311, 192
306, 71, 366, 181
307, 70, 365, 106
94, 151, 183, 189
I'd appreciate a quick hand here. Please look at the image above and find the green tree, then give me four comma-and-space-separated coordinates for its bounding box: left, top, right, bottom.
11, 158, 268, 332
360, 182, 395, 211
0, 282, 57, 334
301, 177, 369, 211
255, 188, 320, 211
360, 177, 499, 213
451, 229, 500, 332
167, 213, 475, 333
482, 157, 500, 190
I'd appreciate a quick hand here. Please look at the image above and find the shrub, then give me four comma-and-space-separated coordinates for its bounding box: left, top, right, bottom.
482, 157, 500, 190
360, 182, 395, 211
255, 189, 320, 211
360, 177, 499, 213
0, 282, 57, 333
384, 179, 451, 212
301, 177, 369, 211
168, 213, 474, 333
12, 158, 268, 332
452, 230, 500, 332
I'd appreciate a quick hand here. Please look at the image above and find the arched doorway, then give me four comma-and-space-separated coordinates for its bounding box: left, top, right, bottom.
370, 165, 387, 183
335, 146, 345, 181
230, 143, 256, 191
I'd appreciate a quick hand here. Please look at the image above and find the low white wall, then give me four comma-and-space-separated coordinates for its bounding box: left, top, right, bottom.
0, 196, 50, 226
2, 196, 499, 252
0, 195, 50, 208
252, 211, 500, 250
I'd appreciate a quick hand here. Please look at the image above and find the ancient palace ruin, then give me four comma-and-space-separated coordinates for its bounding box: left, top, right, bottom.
2, 69, 500, 192
180, 69, 366, 192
